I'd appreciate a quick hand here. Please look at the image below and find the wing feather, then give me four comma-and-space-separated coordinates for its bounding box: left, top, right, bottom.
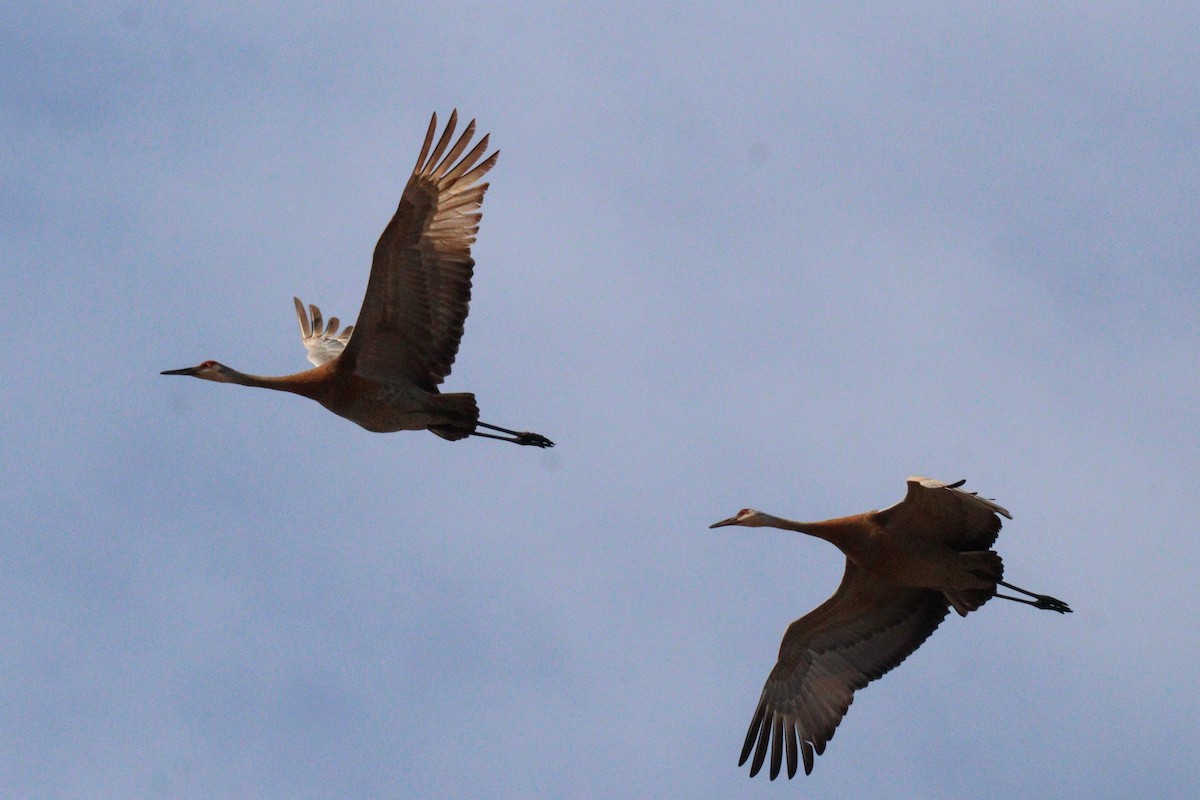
872, 476, 1011, 550
294, 297, 353, 366
740, 562, 949, 778
423, 110, 459, 174
343, 111, 497, 389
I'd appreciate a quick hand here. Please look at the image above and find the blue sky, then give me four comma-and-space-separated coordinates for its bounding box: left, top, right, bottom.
3, 3, 1198, 798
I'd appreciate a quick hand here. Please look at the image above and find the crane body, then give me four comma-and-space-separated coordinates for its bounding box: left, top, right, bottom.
163, 358, 480, 435
789, 512, 1002, 598
162, 111, 553, 448
711, 476, 1070, 779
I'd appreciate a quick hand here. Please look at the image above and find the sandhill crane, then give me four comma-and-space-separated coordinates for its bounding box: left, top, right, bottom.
162, 111, 553, 448
710, 476, 1070, 779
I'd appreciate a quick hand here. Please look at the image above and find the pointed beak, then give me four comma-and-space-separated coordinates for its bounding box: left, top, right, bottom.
709, 516, 739, 529
160, 366, 199, 376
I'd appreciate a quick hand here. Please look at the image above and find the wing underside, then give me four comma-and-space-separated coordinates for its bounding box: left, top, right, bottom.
741, 563, 949, 778
294, 297, 353, 366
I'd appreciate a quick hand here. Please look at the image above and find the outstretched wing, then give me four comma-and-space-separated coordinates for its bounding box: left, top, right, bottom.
741, 563, 949, 778
294, 297, 354, 366
872, 476, 1011, 551
342, 110, 498, 390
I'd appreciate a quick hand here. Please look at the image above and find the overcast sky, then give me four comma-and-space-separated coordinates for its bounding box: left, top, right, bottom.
3, 3, 1198, 798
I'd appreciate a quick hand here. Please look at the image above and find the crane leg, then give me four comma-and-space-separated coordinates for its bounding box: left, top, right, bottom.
995, 580, 1072, 613
473, 421, 555, 448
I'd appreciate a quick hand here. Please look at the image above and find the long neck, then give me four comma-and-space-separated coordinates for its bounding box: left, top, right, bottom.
756, 512, 869, 553
220, 365, 331, 399
223, 368, 299, 392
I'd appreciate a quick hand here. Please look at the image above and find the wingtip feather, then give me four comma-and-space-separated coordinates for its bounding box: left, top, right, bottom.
293, 296, 312, 337
770, 715, 783, 779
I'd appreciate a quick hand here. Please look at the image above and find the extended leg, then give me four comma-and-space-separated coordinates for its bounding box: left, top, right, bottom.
473, 421, 555, 448
995, 580, 1072, 613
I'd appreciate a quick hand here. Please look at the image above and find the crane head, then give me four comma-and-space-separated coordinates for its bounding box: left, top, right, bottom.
160, 360, 236, 382
709, 508, 765, 528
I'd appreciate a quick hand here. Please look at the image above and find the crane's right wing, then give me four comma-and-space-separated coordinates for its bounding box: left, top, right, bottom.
740, 563, 949, 778
294, 297, 354, 366
342, 111, 497, 390
872, 476, 1011, 551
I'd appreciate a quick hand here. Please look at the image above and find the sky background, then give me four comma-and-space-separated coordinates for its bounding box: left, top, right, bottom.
3, 3, 1198, 798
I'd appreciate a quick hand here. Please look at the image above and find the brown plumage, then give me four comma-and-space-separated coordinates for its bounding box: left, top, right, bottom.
162, 111, 552, 448
710, 476, 1070, 779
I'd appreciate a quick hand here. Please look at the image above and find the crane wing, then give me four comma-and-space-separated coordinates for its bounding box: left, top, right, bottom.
872, 476, 1011, 551
342, 110, 498, 390
294, 297, 354, 366
741, 563, 948, 778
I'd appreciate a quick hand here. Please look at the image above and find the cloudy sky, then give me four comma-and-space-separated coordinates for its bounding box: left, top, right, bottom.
4, 3, 1198, 798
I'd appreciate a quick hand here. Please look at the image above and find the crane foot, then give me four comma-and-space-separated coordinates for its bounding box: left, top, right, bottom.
1030, 594, 1072, 613
514, 431, 555, 448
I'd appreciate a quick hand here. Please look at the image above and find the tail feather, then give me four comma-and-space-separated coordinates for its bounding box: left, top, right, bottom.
427, 392, 479, 441
946, 551, 1003, 617
946, 588, 995, 617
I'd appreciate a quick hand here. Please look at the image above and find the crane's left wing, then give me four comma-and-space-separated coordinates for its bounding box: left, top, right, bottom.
294, 297, 354, 366
740, 563, 949, 778
872, 476, 1011, 551
342, 110, 497, 390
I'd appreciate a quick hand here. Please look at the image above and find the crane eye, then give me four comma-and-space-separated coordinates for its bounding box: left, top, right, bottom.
200, 360, 218, 369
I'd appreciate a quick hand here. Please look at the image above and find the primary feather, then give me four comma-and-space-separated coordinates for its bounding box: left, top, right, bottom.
295, 297, 353, 366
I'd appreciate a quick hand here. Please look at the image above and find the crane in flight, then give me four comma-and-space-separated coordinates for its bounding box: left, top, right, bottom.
162, 111, 553, 448
710, 476, 1070, 779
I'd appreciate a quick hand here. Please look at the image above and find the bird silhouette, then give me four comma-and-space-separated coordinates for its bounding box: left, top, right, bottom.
162, 111, 552, 448
710, 476, 1070, 779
